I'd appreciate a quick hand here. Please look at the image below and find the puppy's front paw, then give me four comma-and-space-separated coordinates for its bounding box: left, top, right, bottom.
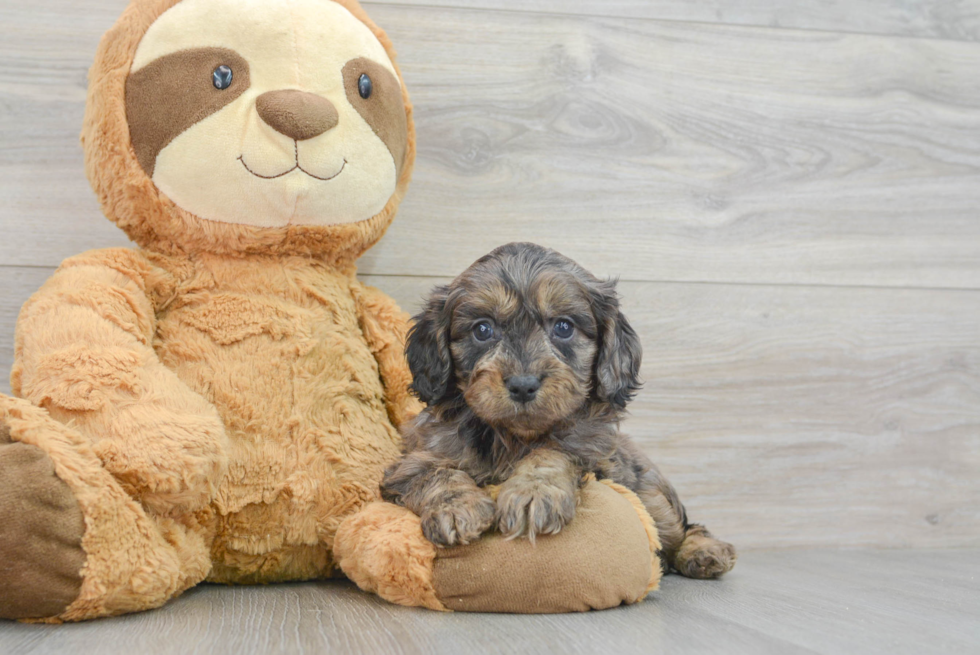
496, 477, 577, 541
420, 491, 496, 548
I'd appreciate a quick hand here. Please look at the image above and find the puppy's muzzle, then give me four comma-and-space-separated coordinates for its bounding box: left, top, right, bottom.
506, 375, 541, 404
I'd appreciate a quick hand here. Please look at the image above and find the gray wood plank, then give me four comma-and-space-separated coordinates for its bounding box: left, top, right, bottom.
378, 0, 980, 43
3, 267, 978, 549
0, 550, 977, 655
0, 0, 133, 262
4, 2, 980, 288
369, 8, 980, 288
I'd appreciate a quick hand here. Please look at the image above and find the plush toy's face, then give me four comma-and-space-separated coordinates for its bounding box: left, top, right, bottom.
125, 0, 408, 228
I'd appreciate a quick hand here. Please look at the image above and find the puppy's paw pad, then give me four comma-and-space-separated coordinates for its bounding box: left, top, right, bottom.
496, 479, 576, 541
420, 492, 496, 548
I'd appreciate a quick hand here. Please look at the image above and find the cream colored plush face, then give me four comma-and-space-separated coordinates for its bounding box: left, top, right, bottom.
129, 0, 404, 227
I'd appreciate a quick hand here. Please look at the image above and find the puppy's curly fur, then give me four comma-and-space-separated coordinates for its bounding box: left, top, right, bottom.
381, 243, 736, 578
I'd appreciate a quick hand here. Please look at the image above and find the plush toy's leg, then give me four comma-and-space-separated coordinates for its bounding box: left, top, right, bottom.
0, 395, 211, 622
334, 480, 661, 613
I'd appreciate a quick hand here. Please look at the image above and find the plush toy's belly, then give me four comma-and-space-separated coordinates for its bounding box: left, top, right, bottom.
153, 258, 401, 583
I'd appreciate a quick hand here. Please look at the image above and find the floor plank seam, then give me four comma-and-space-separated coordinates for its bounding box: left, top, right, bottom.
361, 0, 980, 46
5, 264, 980, 294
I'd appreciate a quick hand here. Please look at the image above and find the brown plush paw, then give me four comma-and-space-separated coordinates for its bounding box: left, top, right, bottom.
496, 477, 577, 541
674, 527, 737, 579
0, 423, 87, 619
420, 490, 496, 548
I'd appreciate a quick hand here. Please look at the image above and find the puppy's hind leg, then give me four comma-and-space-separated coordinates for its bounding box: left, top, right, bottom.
633, 463, 736, 579
673, 524, 737, 579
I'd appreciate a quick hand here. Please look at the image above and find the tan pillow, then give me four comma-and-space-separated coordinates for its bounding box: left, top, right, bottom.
335, 479, 661, 613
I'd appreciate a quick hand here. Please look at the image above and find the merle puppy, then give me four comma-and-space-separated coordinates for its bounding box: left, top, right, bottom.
381, 243, 736, 578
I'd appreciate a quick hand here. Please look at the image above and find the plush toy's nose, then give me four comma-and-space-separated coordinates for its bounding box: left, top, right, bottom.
256, 90, 339, 141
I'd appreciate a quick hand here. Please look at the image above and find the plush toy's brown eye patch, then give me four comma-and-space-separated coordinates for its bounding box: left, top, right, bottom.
342, 58, 408, 179
126, 47, 250, 177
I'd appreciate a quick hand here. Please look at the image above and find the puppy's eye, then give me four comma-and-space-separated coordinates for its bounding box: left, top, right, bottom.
358, 73, 372, 99
212, 65, 233, 90
473, 321, 494, 342
553, 320, 574, 339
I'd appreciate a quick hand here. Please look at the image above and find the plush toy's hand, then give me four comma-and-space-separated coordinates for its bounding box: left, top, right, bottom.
13, 250, 229, 514
420, 488, 496, 547
91, 391, 228, 514
335, 480, 662, 614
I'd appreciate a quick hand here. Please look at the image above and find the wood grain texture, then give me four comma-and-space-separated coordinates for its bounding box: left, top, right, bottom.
3, 268, 977, 549
3, 2, 980, 288
0, 0, 132, 260
1, 550, 978, 655
379, 0, 980, 42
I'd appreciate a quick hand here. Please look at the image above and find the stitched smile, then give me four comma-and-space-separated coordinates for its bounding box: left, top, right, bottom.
238, 146, 347, 182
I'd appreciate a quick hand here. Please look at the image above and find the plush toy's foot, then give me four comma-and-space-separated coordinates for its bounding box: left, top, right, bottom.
335, 480, 661, 613
673, 525, 737, 579
0, 418, 86, 620
0, 395, 211, 622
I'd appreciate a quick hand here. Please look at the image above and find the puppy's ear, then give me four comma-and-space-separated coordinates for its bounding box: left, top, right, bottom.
406, 285, 454, 405
590, 280, 642, 408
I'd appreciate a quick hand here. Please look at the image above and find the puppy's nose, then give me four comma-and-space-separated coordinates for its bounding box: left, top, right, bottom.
506, 375, 541, 403
256, 90, 339, 141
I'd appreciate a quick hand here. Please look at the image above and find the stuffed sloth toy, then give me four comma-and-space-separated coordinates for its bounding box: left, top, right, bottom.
0, 0, 660, 622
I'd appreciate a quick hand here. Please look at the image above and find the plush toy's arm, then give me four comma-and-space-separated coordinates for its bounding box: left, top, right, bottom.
11, 249, 228, 514
350, 279, 423, 430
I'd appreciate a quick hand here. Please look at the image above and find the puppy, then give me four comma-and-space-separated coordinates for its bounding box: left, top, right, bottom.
381, 243, 736, 578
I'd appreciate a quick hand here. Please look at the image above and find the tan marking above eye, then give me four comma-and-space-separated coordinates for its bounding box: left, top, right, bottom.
534, 276, 592, 322
126, 47, 251, 177
342, 58, 408, 179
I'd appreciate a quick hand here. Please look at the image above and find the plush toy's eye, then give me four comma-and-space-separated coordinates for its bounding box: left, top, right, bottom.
553, 319, 574, 339
473, 321, 494, 342
212, 65, 233, 90
358, 73, 372, 99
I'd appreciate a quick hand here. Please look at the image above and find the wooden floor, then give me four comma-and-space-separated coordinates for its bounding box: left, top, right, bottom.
1, 549, 978, 655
